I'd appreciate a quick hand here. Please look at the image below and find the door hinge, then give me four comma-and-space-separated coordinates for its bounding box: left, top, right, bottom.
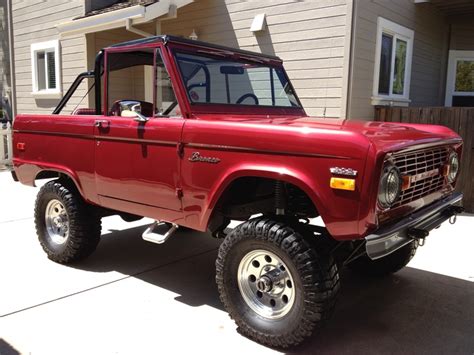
177, 142, 184, 159
175, 188, 183, 199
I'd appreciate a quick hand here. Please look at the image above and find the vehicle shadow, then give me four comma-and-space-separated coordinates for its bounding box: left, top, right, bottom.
73, 225, 474, 354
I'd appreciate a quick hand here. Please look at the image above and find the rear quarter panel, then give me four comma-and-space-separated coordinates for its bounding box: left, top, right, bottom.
13, 114, 98, 204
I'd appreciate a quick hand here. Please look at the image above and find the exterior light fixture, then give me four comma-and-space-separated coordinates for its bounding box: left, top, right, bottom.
189, 29, 198, 40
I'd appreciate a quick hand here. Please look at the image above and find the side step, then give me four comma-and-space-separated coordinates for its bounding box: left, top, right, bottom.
142, 221, 179, 244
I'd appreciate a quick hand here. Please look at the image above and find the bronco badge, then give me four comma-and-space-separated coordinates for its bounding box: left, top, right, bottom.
189, 152, 221, 164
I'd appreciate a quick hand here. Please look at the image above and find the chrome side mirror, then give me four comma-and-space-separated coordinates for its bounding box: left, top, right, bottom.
131, 104, 149, 122
119, 101, 149, 122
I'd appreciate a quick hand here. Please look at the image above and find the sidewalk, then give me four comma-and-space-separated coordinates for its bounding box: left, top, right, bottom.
0, 171, 473, 355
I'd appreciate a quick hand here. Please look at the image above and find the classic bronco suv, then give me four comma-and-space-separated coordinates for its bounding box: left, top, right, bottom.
12, 36, 463, 348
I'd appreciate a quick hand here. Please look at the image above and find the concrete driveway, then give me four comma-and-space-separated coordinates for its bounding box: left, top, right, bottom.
0, 171, 473, 355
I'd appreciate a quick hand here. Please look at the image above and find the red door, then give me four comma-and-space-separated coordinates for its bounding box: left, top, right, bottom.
94, 116, 184, 213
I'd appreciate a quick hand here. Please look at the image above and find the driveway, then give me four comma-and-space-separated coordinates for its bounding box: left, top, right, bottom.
0, 171, 473, 355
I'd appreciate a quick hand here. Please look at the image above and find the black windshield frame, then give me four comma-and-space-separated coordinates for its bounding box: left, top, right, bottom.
172, 49, 303, 110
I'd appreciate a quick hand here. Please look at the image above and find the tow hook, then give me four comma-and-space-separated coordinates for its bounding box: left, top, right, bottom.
408, 228, 429, 247
448, 205, 464, 225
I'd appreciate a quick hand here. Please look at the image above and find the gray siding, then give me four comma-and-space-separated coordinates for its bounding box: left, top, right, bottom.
450, 21, 474, 51
161, 0, 352, 118
349, 0, 448, 120
12, 0, 86, 114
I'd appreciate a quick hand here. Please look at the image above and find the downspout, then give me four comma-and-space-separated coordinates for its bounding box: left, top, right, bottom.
345, 0, 357, 120
125, 18, 154, 37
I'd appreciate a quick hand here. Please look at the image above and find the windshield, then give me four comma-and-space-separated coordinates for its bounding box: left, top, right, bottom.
174, 51, 301, 108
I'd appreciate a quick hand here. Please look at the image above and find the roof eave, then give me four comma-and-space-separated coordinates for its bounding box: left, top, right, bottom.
56, 0, 193, 37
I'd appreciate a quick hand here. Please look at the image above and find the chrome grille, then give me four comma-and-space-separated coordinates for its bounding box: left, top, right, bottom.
391, 146, 449, 207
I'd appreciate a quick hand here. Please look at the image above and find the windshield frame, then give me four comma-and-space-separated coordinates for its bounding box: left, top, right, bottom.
169, 44, 306, 116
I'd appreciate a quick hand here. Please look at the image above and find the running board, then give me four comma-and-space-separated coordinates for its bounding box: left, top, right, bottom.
142, 221, 178, 244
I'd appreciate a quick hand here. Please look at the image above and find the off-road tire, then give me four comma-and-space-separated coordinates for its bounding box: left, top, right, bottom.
348, 241, 418, 276
34, 180, 101, 264
216, 218, 339, 348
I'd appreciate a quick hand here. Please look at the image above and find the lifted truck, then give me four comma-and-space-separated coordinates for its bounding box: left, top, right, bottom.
12, 35, 463, 348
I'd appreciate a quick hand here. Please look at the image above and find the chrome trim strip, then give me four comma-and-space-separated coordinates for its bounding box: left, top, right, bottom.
186, 143, 351, 160
14, 130, 177, 146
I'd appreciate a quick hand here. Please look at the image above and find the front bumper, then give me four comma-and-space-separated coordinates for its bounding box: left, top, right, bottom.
365, 192, 463, 260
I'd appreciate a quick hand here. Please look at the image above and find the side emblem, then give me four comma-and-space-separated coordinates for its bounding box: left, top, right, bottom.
189, 152, 221, 164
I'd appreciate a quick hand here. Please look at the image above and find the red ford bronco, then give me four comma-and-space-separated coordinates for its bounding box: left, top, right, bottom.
12, 36, 463, 348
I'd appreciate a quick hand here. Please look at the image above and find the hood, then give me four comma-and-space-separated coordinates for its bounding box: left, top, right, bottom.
285, 117, 462, 153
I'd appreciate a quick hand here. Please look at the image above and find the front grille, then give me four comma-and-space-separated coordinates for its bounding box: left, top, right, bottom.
391, 146, 449, 207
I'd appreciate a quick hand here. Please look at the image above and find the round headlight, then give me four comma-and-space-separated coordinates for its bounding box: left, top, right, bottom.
447, 152, 459, 184
378, 164, 401, 209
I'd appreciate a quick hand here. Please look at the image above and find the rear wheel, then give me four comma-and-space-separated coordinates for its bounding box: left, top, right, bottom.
348, 241, 418, 276
35, 180, 101, 264
216, 218, 339, 348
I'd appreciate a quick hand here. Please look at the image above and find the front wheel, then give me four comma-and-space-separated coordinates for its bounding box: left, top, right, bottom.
216, 218, 339, 348
35, 180, 101, 264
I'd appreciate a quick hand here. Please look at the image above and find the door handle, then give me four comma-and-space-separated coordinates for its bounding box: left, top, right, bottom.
95, 119, 110, 128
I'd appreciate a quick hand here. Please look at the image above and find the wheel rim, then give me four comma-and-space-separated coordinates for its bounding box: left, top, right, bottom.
45, 199, 69, 245
237, 249, 296, 319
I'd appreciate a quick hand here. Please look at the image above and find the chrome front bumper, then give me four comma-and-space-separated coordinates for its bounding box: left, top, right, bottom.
365, 192, 464, 260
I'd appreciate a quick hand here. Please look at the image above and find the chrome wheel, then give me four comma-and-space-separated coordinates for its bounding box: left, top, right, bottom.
45, 199, 69, 245
237, 249, 296, 319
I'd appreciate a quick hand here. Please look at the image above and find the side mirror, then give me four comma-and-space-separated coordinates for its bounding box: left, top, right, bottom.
131, 104, 149, 122
119, 101, 149, 122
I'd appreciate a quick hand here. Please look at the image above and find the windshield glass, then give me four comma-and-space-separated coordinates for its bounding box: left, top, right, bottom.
174, 51, 301, 108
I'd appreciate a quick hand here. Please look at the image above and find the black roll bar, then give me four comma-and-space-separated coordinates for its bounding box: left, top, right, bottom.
52, 71, 95, 114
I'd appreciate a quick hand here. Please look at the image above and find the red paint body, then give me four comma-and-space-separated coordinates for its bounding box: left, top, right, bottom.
12, 38, 463, 240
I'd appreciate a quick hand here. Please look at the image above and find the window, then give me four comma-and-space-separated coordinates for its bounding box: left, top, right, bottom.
445, 50, 474, 107
106, 48, 179, 117
31, 40, 61, 98
373, 18, 414, 105
174, 52, 301, 108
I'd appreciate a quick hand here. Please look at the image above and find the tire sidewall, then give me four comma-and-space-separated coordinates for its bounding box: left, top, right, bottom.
222, 238, 306, 335
36, 189, 70, 255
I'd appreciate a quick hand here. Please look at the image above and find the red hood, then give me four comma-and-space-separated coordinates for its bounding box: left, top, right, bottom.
285, 117, 462, 153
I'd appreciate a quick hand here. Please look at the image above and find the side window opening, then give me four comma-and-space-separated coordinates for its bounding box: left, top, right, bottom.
106, 48, 180, 118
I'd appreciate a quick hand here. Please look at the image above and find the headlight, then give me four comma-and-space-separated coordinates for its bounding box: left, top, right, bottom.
447, 152, 459, 184
378, 164, 401, 209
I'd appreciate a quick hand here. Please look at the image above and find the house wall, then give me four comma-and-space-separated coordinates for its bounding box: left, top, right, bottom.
159, 0, 353, 118
450, 21, 474, 51
348, 0, 449, 120
12, 0, 87, 115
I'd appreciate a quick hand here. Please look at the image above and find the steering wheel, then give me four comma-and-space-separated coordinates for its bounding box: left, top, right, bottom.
236, 93, 259, 105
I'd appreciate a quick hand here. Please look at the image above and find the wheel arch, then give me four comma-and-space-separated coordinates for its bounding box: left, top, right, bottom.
203, 166, 328, 230
34, 167, 86, 199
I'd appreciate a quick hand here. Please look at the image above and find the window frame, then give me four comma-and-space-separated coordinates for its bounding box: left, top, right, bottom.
30, 40, 62, 99
445, 50, 474, 107
372, 18, 414, 105
104, 46, 181, 118
172, 49, 303, 110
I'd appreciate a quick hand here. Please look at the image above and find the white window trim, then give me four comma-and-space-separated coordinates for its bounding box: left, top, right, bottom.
372, 17, 414, 105
30, 40, 62, 99
445, 50, 474, 106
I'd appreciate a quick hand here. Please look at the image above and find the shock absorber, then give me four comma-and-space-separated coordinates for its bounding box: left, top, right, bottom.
275, 181, 286, 215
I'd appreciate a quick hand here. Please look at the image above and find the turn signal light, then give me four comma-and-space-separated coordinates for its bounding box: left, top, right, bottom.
330, 177, 356, 191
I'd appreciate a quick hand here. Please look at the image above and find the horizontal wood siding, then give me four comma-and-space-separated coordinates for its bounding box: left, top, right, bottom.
12, 0, 86, 115
162, 0, 352, 118
349, 0, 449, 120
450, 22, 474, 51
375, 106, 474, 213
